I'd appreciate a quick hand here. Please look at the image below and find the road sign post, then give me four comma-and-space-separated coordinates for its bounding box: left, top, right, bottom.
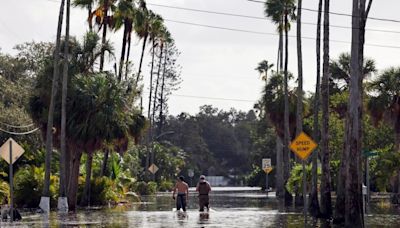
289, 132, 318, 221
262, 159, 273, 197
0, 138, 25, 222
9, 140, 13, 222
188, 169, 194, 187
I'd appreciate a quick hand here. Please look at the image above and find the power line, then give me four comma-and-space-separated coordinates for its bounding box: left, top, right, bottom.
247, 0, 400, 23
0, 127, 40, 135
149, 3, 400, 34
164, 19, 400, 49
0, 122, 35, 129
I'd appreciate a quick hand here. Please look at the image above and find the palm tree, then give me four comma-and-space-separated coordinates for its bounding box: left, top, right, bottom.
320, 0, 332, 218
345, 0, 367, 226
72, 0, 96, 31
89, 0, 117, 71
331, 52, 376, 223
135, 1, 151, 84
114, 0, 135, 81
152, 28, 171, 130
309, 0, 322, 217
255, 60, 274, 81
146, 14, 164, 174
58, 0, 71, 212
39, 0, 65, 213
368, 67, 400, 200
264, 0, 296, 204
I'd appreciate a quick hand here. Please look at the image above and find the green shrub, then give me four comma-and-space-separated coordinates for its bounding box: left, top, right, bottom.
78, 176, 119, 205
14, 165, 58, 208
158, 180, 174, 192
134, 181, 158, 195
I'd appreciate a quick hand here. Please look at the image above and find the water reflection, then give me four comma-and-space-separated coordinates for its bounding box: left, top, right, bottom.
1, 189, 400, 227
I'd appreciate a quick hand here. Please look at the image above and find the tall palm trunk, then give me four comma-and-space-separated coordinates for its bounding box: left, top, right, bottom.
118, 21, 129, 81
40, 0, 65, 213
100, 149, 109, 177
146, 38, 156, 167
157, 45, 168, 136
67, 150, 83, 211
136, 34, 148, 84
125, 30, 132, 80
279, 26, 283, 71
276, 136, 284, 198
309, 0, 322, 217
99, 0, 109, 72
152, 44, 164, 127
80, 152, 93, 207
294, 0, 304, 206
146, 39, 156, 173
345, 0, 364, 226
58, 0, 70, 212
320, 0, 332, 218
283, 12, 292, 205
334, 117, 349, 223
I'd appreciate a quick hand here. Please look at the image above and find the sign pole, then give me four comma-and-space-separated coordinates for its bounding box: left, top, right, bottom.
302, 160, 307, 221
266, 172, 269, 198
9, 140, 13, 222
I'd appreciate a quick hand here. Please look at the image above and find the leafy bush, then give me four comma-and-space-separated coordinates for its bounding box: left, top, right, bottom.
158, 180, 174, 192
286, 164, 320, 194
14, 165, 58, 208
134, 181, 158, 195
92, 177, 119, 205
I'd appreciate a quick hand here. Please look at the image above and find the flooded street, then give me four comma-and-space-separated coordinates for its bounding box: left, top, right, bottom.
2, 187, 400, 227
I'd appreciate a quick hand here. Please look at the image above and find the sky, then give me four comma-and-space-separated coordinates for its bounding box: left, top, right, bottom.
1, 0, 400, 115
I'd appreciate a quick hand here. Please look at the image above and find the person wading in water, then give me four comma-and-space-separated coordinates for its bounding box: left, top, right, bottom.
172, 176, 189, 212
196, 175, 211, 212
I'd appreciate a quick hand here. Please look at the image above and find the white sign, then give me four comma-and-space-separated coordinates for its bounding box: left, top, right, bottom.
262, 158, 271, 170
188, 169, 194, 177
0, 138, 25, 164
262, 158, 273, 174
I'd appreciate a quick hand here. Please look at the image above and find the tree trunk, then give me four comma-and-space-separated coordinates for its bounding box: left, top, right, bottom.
276, 136, 284, 198
345, 0, 364, 226
67, 150, 83, 211
158, 45, 168, 136
146, 39, 156, 175
279, 26, 283, 72
99, 0, 108, 72
80, 152, 93, 207
309, 0, 323, 218
100, 149, 109, 177
334, 118, 349, 224
283, 12, 292, 205
294, 0, 304, 206
59, 0, 70, 210
320, 0, 332, 218
118, 21, 129, 81
125, 29, 132, 80
136, 34, 148, 84
43, 0, 65, 201
152, 44, 164, 131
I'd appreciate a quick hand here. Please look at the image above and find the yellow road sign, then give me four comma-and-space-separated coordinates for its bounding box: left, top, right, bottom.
264, 167, 273, 174
289, 132, 317, 161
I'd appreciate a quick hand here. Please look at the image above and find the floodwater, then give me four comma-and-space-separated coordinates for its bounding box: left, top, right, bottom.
1, 187, 400, 227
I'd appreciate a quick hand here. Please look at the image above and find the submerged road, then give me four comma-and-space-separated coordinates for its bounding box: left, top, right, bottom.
2, 187, 400, 227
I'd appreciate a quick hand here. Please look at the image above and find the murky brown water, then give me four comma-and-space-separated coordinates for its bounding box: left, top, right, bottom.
1, 188, 400, 227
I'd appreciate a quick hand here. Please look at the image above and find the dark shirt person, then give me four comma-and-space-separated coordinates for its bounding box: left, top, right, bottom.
196, 175, 211, 212
172, 176, 189, 212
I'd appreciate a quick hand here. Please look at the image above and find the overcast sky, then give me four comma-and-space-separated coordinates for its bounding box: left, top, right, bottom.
1, 0, 400, 115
